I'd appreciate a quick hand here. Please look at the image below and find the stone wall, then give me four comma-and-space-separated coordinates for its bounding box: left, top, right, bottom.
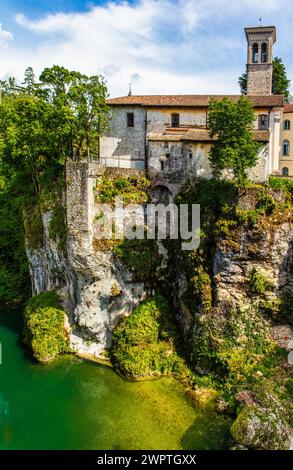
66, 161, 147, 358
247, 64, 273, 96
148, 140, 212, 189
146, 107, 207, 133
100, 106, 146, 169
148, 140, 269, 186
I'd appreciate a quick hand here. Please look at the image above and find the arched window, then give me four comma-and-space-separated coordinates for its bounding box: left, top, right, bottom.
258, 114, 269, 130
261, 43, 267, 63
282, 167, 289, 176
284, 120, 291, 131
252, 43, 259, 63
282, 140, 290, 156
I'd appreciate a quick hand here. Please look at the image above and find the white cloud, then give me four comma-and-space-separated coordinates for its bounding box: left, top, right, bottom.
0, 23, 13, 47
0, 0, 290, 96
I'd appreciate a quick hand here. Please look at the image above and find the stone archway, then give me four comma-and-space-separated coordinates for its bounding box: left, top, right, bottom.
150, 184, 172, 205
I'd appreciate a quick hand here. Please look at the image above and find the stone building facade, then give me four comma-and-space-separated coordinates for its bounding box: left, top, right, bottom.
279, 104, 293, 177
100, 25, 286, 185
245, 26, 276, 96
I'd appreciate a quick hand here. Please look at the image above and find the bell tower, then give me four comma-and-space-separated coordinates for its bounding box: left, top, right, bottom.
245, 26, 276, 95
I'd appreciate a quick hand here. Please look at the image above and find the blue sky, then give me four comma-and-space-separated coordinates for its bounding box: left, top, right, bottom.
0, 0, 292, 97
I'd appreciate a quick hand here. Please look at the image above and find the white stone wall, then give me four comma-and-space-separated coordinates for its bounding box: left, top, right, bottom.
148, 140, 212, 180
100, 106, 146, 169
148, 140, 269, 183
147, 108, 207, 133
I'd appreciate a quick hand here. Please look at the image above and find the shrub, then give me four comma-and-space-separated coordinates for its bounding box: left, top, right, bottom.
249, 268, 274, 295
24, 291, 68, 363
111, 295, 185, 378
257, 190, 277, 215
23, 204, 44, 250
49, 201, 67, 252
95, 175, 150, 204
269, 176, 293, 193
114, 238, 162, 284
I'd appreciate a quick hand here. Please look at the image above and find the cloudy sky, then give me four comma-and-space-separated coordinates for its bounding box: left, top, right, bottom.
0, 0, 292, 97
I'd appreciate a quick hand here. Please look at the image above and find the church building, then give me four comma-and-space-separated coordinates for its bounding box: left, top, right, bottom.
100, 26, 288, 181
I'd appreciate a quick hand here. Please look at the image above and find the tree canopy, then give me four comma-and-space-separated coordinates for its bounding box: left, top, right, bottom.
239, 57, 291, 101
0, 65, 109, 198
0, 66, 109, 303
208, 96, 260, 183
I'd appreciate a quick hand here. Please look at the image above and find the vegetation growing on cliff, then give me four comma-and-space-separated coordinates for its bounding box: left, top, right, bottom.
95, 174, 150, 204
111, 295, 186, 379
114, 239, 163, 284
24, 291, 68, 363
172, 176, 293, 448
0, 66, 109, 303
0, 176, 30, 303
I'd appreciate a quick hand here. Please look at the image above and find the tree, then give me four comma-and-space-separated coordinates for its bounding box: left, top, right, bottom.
272, 57, 291, 101
0, 66, 109, 303
208, 96, 260, 183
39, 65, 109, 161
239, 57, 291, 101
0, 66, 109, 199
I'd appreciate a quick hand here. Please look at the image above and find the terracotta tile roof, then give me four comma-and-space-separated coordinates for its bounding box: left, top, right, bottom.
182, 130, 215, 141
107, 94, 284, 108
147, 133, 182, 142
284, 104, 293, 113
251, 130, 270, 142
147, 129, 269, 143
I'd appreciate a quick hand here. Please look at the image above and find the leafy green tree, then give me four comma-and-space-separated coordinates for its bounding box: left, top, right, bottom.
0, 66, 109, 303
238, 72, 248, 95
239, 57, 291, 101
39, 65, 109, 161
0, 66, 109, 199
272, 57, 291, 101
208, 96, 260, 183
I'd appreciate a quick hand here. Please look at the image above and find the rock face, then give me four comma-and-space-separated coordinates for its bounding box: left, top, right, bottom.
231, 404, 293, 450
26, 211, 76, 314
26, 162, 147, 359
213, 188, 293, 311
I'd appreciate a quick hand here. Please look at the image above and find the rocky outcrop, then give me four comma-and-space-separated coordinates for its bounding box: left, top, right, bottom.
213, 188, 293, 311
231, 404, 293, 450
26, 163, 148, 359
26, 211, 76, 315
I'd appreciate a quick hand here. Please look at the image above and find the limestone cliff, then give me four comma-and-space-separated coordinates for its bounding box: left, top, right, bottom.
171, 181, 293, 450
25, 163, 293, 449
26, 163, 148, 359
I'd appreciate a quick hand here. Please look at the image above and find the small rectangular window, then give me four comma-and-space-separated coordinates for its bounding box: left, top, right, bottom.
127, 112, 134, 127
171, 113, 180, 128
258, 114, 268, 130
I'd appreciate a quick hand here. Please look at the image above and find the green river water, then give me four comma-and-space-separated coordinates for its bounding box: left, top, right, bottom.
0, 310, 231, 450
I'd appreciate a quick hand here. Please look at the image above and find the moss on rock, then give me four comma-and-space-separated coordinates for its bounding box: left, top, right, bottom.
231, 404, 293, 450
111, 295, 186, 379
24, 291, 69, 363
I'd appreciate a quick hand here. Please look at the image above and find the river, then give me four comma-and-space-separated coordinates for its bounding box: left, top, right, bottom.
0, 310, 231, 450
